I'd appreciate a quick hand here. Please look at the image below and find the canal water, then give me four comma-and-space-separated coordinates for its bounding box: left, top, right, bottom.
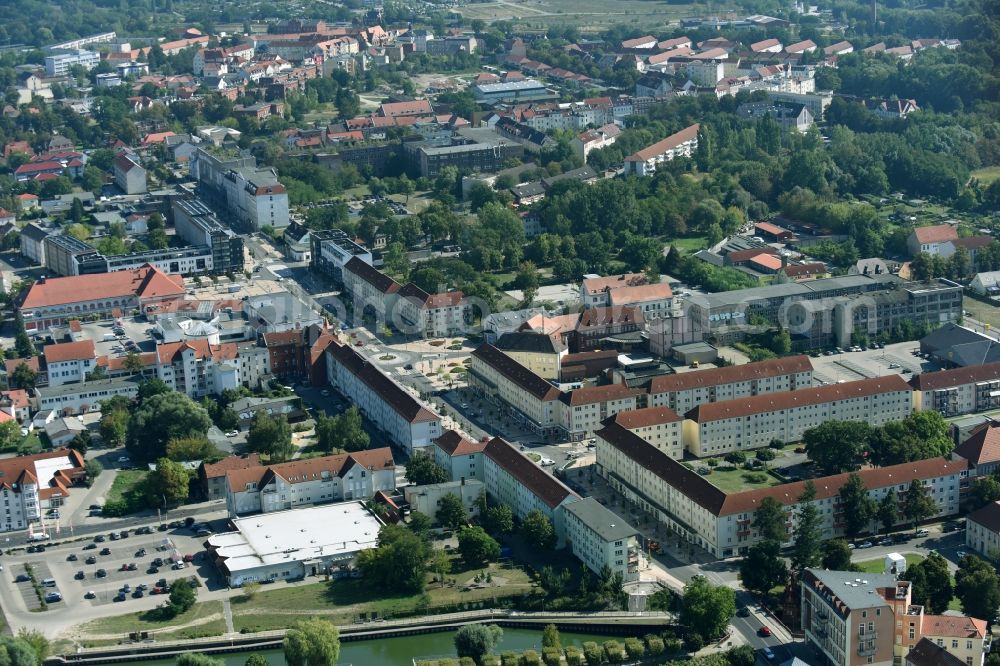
116, 628, 617, 666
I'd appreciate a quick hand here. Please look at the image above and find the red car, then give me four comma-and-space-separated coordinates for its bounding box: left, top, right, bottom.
758, 626, 772, 637
183, 553, 195, 562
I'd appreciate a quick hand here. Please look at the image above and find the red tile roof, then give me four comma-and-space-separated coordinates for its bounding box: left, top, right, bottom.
560, 383, 638, 406
920, 614, 987, 639
686, 375, 911, 422
581, 273, 646, 295
20, 265, 185, 310
201, 453, 261, 480
379, 100, 433, 117
967, 500, 1000, 534
43, 340, 96, 363
909, 362, 1000, 391
650, 357, 813, 394
434, 430, 486, 456
755, 221, 790, 236
483, 437, 577, 508
225, 448, 394, 493
954, 423, 1000, 466
912, 224, 959, 244
156, 340, 237, 365
344, 257, 400, 295
608, 406, 681, 428
749, 253, 783, 271
0, 448, 85, 498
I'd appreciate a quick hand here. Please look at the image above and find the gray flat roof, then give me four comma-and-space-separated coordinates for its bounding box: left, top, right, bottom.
806, 568, 896, 610
474, 79, 546, 93
696, 273, 903, 309
37, 376, 141, 398
565, 497, 638, 542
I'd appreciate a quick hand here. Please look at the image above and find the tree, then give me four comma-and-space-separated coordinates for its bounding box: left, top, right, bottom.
136, 378, 171, 404
454, 624, 503, 664
457, 526, 500, 566
484, 503, 514, 536
955, 555, 1000, 622
99, 408, 128, 447
245, 655, 268, 666
437, 492, 468, 529
969, 476, 1000, 511
901, 479, 936, 530
166, 436, 219, 463
739, 540, 787, 597
283, 618, 341, 666
176, 656, 223, 666
241, 581, 261, 600
122, 351, 145, 374
148, 458, 190, 506
84, 459, 102, 487
0, 636, 39, 666
405, 451, 449, 485
15, 629, 48, 666
542, 625, 561, 651
9, 362, 38, 390
877, 489, 898, 534
905, 553, 953, 614
357, 524, 430, 593
315, 407, 369, 453
409, 511, 432, 535
790, 481, 823, 571
804, 421, 872, 475
246, 411, 293, 461
820, 539, 854, 571
752, 496, 787, 543
681, 577, 736, 642
522, 509, 556, 550
167, 579, 196, 616
127, 392, 211, 460
838, 473, 876, 538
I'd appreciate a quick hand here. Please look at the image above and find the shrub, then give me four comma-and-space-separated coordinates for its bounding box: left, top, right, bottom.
664, 637, 683, 654
724, 451, 746, 464
623, 638, 644, 659
755, 448, 776, 461
603, 640, 626, 663
769, 438, 784, 449
683, 631, 705, 651
706, 458, 719, 467
460, 659, 476, 666
743, 472, 769, 484
644, 635, 664, 656
520, 650, 542, 666
565, 647, 584, 666
501, 652, 520, 666
583, 641, 603, 665
439, 660, 460, 666
542, 648, 561, 666
483, 657, 501, 666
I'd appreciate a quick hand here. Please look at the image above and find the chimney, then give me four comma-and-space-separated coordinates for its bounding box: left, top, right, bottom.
781, 253, 788, 269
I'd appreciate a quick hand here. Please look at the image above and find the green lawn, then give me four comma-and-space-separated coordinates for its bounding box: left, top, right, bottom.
105, 470, 148, 504
855, 553, 925, 574
668, 236, 710, 255
232, 560, 536, 632
962, 298, 1000, 331
972, 166, 1000, 185
80, 600, 224, 636
704, 466, 781, 493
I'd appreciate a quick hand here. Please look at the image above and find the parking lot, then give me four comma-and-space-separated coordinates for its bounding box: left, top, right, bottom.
4, 521, 221, 615
809, 341, 941, 385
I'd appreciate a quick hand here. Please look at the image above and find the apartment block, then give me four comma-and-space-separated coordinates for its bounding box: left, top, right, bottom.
494, 332, 567, 381
953, 424, 1000, 477
648, 355, 814, 416
482, 437, 578, 545
682, 375, 913, 456
564, 497, 641, 582
155, 340, 241, 398
909, 362, 1000, 416
395, 283, 470, 338
341, 256, 401, 326
309, 229, 372, 283
326, 340, 442, 454
0, 449, 86, 531
171, 198, 245, 275
595, 420, 967, 558
43, 340, 98, 387
604, 406, 683, 459
966, 500, 1000, 560
42, 234, 106, 277
224, 448, 395, 516
623, 123, 699, 176
558, 384, 639, 441
469, 343, 562, 437
190, 147, 290, 231
433, 430, 486, 482
35, 377, 142, 415
45, 49, 100, 76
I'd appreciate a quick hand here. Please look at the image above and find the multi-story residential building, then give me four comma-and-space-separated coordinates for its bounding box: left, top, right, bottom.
45, 49, 100, 76
433, 430, 486, 482
682, 375, 913, 456
407, 136, 525, 178
0, 448, 86, 531
224, 448, 395, 516
104, 245, 217, 276
190, 147, 290, 231
906, 639, 968, 666
573, 305, 644, 352
953, 424, 1000, 477
199, 454, 262, 501
801, 569, 987, 666
404, 478, 484, 524
43, 340, 98, 387
19, 223, 50, 265
171, 198, 246, 275
735, 102, 813, 133
564, 497, 641, 582
580, 273, 674, 317
483, 437, 578, 545
326, 340, 442, 454
469, 343, 562, 437
623, 123, 699, 176
394, 283, 469, 338
35, 376, 141, 415
573, 123, 621, 161
595, 419, 967, 558
155, 340, 240, 398
19, 264, 186, 331
558, 384, 639, 441
494, 332, 567, 381
341, 256, 401, 326
42, 234, 106, 277
966, 500, 1000, 560
648, 355, 814, 416
909, 363, 1000, 416
261, 325, 336, 386
309, 229, 372, 283
113, 151, 147, 195
604, 406, 683, 459
907, 224, 959, 257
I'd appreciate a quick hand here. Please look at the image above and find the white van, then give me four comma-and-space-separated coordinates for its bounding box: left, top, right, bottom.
28, 533, 49, 542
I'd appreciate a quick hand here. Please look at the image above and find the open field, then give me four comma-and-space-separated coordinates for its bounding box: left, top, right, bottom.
456, 0, 705, 30
961, 297, 1000, 331
972, 166, 1000, 185
855, 553, 924, 574
105, 470, 148, 504
79, 600, 225, 637
702, 466, 781, 493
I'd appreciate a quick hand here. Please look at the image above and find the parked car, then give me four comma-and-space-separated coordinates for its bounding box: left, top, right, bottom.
44, 592, 62, 603
85, 556, 97, 565
957, 550, 968, 559
100, 548, 111, 556
83, 543, 97, 550
857, 541, 874, 549
114, 592, 126, 602
758, 626, 772, 637
94, 535, 106, 543
84, 591, 96, 599
66, 553, 77, 561
135, 548, 146, 557
763, 647, 775, 661
916, 529, 930, 537
95, 569, 107, 578
14, 574, 30, 582
75, 570, 85, 580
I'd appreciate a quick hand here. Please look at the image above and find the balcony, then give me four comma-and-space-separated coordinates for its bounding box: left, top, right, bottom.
857, 642, 877, 657
859, 629, 878, 640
